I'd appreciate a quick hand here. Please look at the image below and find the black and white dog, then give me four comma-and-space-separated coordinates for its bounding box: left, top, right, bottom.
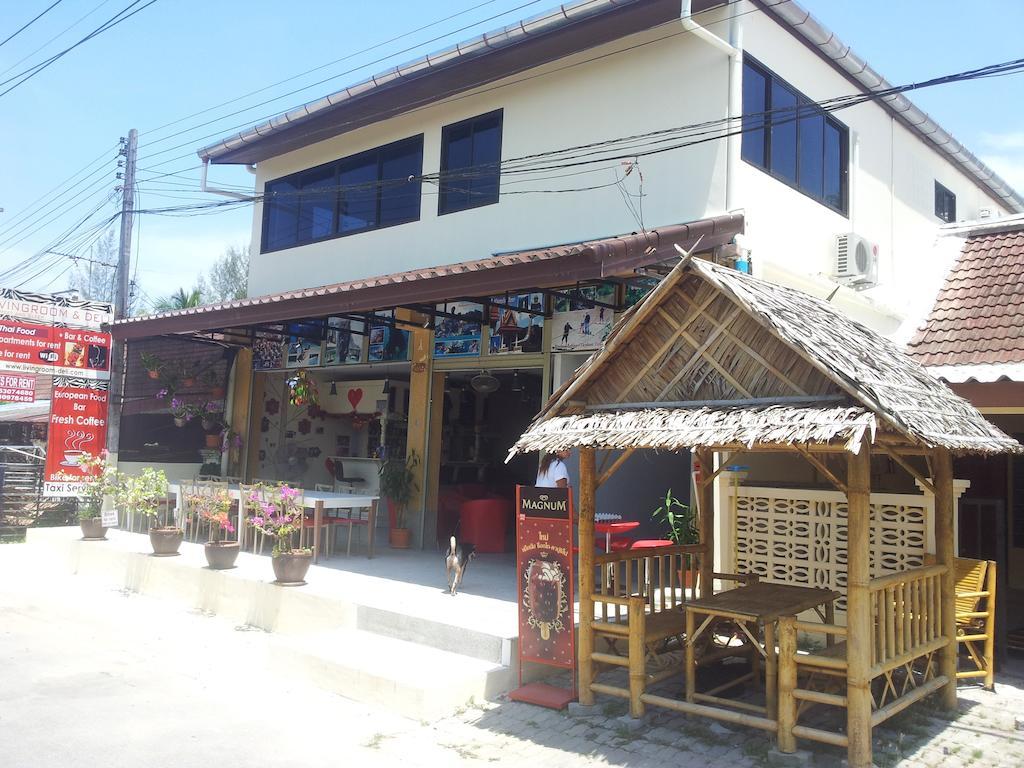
445, 535, 476, 596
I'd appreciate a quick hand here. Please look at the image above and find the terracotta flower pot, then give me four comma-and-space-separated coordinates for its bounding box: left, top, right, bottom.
149, 527, 183, 556
79, 517, 107, 540
211, 386, 225, 398
204, 433, 221, 448
147, 370, 160, 380
183, 377, 196, 388
389, 527, 412, 549
174, 417, 186, 428
272, 551, 312, 585
204, 541, 240, 569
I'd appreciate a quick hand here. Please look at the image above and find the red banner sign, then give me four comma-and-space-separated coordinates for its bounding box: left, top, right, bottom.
516, 486, 576, 672
43, 385, 110, 497
0, 320, 110, 380
0, 373, 35, 403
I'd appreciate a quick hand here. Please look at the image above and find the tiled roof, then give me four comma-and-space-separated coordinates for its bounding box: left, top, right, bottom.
908, 225, 1024, 368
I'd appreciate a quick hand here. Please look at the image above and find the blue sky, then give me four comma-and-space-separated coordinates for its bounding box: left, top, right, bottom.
0, 0, 1021, 307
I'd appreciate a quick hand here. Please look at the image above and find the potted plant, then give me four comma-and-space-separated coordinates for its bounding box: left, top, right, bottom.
119, 468, 176, 555
221, 426, 243, 465
169, 397, 192, 428
76, 450, 121, 540
652, 489, 699, 587
140, 351, 164, 380
200, 369, 226, 398
198, 400, 225, 432
189, 489, 238, 569
245, 483, 310, 585
378, 450, 419, 549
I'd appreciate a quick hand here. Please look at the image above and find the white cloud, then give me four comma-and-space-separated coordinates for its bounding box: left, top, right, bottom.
980, 131, 1024, 151
980, 154, 1024, 197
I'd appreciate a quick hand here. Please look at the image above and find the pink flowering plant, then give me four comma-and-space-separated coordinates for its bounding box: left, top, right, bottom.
76, 450, 123, 521
244, 483, 307, 556
187, 489, 235, 543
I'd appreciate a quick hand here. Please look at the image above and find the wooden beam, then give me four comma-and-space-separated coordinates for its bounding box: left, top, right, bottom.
846, 438, 873, 768
674, 292, 810, 396
585, 395, 847, 411
882, 449, 934, 495
695, 448, 715, 599
795, 445, 847, 495
655, 307, 745, 403
933, 448, 957, 710
578, 447, 597, 706
700, 450, 745, 489
597, 448, 635, 488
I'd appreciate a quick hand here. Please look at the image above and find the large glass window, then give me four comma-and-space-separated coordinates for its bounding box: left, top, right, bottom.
439, 110, 503, 215
741, 58, 848, 214
935, 181, 957, 223
261, 135, 423, 252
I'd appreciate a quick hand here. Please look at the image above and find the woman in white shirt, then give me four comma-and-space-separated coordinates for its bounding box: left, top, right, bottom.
536, 449, 571, 488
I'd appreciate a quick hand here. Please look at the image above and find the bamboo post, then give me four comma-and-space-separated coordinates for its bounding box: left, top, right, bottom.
984, 561, 996, 690
695, 448, 715, 598
846, 441, 873, 768
777, 616, 797, 753
933, 448, 957, 709
685, 608, 696, 703
578, 447, 597, 706
628, 595, 646, 718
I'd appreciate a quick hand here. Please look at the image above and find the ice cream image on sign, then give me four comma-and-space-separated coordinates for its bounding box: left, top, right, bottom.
524, 559, 567, 641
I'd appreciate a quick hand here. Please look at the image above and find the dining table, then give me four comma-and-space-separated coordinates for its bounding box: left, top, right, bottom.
168, 482, 380, 561
683, 581, 839, 719
593, 520, 640, 552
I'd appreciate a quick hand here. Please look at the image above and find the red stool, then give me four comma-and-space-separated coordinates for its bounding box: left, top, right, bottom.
459, 498, 512, 553
631, 539, 674, 549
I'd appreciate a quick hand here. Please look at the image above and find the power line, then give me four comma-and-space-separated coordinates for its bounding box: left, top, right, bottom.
0, 0, 159, 100
0, 0, 67, 49
0, 0, 116, 79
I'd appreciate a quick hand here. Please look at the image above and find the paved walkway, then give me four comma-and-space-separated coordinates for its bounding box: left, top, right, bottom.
2, 544, 1022, 767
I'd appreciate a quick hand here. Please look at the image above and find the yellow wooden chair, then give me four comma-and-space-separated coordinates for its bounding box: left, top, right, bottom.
953, 557, 996, 690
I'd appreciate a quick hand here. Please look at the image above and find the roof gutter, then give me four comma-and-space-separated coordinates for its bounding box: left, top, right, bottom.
200, 158, 254, 200
757, 0, 1024, 213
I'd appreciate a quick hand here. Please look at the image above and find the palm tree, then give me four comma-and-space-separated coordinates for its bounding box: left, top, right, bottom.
153, 287, 203, 312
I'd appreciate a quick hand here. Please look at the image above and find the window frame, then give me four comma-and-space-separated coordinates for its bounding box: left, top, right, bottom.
438, 109, 504, 216
935, 181, 957, 223
741, 56, 850, 217
260, 134, 424, 254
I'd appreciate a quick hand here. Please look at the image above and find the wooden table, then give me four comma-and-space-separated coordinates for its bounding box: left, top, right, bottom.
168, 483, 379, 561
683, 582, 839, 719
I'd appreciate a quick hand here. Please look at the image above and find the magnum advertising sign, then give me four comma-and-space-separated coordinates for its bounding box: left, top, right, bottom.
516, 486, 576, 671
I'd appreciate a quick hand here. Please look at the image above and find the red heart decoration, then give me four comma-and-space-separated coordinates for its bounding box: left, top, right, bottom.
347, 388, 363, 410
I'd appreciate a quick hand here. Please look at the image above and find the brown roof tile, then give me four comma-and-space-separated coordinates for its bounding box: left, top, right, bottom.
908, 225, 1024, 367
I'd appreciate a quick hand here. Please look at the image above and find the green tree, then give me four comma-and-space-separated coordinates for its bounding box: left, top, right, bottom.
67, 230, 120, 305
205, 244, 249, 302
153, 286, 203, 312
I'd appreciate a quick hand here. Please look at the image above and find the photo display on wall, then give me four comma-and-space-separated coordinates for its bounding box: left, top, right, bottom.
433, 301, 483, 358
323, 317, 364, 365
488, 293, 544, 354
625, 277, 660, 308
286, 321, 323, 368
253, 335, 285, 370
368, 313, 410, 362
551, 283, 616, 352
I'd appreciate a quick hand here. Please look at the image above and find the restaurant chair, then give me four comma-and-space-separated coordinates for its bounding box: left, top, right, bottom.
239, 483, 267, 555
319, 481, 368, 558
953, 557, 996, 689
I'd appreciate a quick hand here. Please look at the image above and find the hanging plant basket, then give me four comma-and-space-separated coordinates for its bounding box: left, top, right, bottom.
174, 416, 186, 428
147, 370, 160, 380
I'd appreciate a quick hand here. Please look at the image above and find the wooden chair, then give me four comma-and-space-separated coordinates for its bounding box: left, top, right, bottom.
240, 483, 268, 555
317, 482, 367, 557
953, 556, 996, 690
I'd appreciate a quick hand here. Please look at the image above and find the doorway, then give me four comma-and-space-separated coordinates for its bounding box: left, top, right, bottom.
434, 369, 542, 548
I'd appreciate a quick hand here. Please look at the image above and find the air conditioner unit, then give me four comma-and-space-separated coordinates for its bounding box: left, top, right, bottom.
834, 233, 879, 289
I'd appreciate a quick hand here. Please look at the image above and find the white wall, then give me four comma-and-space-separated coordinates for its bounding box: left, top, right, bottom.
247, 24, 729, 296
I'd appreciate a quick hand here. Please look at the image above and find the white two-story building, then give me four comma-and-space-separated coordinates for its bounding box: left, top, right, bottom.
114, 0, 1021, 553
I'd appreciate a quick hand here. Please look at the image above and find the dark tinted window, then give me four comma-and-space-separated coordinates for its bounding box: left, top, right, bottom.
935, 181, 957, 223
439, 110, 503, 214
741, 64, 767, 166
742, 58, 848, 215
261, 135, 423, 252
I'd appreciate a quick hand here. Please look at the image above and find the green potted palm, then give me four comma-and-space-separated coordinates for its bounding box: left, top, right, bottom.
118, 468, 175, 555
245, 483, 310, 585
76, 450, 121, 540
652, 489, 699, 587
378, 451, 419, 549
189, 488, 238, 569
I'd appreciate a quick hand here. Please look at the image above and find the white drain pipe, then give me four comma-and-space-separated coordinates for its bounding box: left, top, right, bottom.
200, 157, 255, 200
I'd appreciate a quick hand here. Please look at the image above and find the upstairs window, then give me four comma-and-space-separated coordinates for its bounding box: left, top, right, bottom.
935, 181, 957, 223
261, 135, 423, 252
439, 110, 503, 215
742, 58, 848, 215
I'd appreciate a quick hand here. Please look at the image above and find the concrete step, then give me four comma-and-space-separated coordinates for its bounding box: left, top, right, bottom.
278, 628, 511, 720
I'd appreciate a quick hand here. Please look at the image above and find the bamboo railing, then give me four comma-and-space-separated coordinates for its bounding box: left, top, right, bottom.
777, 563, 953, 752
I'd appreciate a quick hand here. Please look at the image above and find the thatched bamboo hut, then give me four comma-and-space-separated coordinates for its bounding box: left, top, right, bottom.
510, 255, 1019, 767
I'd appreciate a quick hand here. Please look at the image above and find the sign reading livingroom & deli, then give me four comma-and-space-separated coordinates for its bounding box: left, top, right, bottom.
0, 288, 113, 329
0, 320, 111, 379
515, 486, 576, 671
43, 383, 110, 497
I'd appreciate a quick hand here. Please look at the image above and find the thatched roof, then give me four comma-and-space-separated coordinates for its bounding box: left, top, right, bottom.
512, 257, 1020, 456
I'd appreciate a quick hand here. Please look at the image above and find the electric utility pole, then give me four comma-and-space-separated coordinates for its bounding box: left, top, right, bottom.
106, 128, 137, 458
